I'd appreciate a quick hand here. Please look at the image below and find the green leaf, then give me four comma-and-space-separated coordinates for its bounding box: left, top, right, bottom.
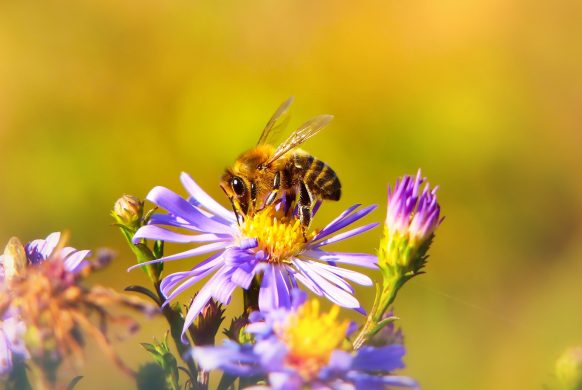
369, 315, 399, 338
125, 285, 162, 305
66, 376, 84, 390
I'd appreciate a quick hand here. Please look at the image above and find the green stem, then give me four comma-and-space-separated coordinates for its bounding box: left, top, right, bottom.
353, 275, 405, 350
243, 276, 261, 315
118, 227, 161, 283
115, 224, 196, 386
152, 281, 198, 386
6, 361, 32, 390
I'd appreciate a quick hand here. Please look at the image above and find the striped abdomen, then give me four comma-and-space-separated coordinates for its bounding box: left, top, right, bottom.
291, 153, 341, 201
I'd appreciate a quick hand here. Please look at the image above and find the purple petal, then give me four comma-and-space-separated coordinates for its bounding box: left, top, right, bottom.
259, 265, 277, 311
161, 259, 222, 303
301, 261, 354, 293
293, 269, 324, 296
327, 350, 352, 371
315, 205, 377, 240
312, 223, 379, 247
290, 288, 308, 309
25, 232, 61, 265
133, 225, 230, 244
127, 241, 229, 271
293, 261, 360, 308
63, 249, 91, 274
274, 267, 291, 308
180, 172, 236, 223
192, 343, 263, 376
0, 330, 13, 377
148, 213, 204, 231
259, 266, 292, 311
305, 260, 372, 287
302, 250, 378, 269
231, 261, 260, 289
351, 345, 406, 372
223, 248, 256, 266
209, 268, 238, 304
350, 373, 419, 389
318, 204, 362, 234
146, 186, 229, 234
268, 371, 302, 390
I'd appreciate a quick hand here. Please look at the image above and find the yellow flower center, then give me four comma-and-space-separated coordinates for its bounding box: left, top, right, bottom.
240, 207, 315, 264
277, 300, 349, 381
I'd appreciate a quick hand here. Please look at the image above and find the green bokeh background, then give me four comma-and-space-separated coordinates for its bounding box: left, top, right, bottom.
1, 1, 581, 388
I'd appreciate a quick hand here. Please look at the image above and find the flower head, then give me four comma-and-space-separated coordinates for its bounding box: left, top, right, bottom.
0, 232, 90, 379
192, 291, 418, 389
0, 233, 155, 382
380, 170, 442, 278
112, 194, 144, 230
131, 173, 379, 340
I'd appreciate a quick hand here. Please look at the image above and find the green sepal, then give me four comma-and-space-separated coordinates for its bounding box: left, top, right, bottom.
114, 221, 162, 282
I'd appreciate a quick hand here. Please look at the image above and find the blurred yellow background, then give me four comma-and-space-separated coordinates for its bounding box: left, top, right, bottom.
1, 0, 581, 388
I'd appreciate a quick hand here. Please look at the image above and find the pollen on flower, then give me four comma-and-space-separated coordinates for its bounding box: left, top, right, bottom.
240, 206, 315, 264
277, 300, 349, 380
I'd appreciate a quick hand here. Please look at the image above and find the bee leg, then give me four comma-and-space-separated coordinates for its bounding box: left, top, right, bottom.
259, 171, 281, 210
298, 181, 313, 241
250, 181, 257, 212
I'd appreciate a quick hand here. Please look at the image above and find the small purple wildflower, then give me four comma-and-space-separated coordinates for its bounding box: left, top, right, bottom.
22, 232, 91, 273
381, 170, 442, 275
386, 170, 441, 244
131, 173, 379, 340
0, 232, 91, 378
192, 291, 418, 390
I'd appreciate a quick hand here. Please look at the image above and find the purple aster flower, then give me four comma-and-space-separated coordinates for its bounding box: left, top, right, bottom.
192, 291, 418, 390
23, 232, 91, 273
0, 232, 91, 379
386, 170, 441, 243
380, 170, 442, 276
131, 173, 379, 340
1, 233, 153, 381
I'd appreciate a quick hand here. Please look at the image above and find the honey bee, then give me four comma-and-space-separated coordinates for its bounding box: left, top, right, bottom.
221, 97, 341, 228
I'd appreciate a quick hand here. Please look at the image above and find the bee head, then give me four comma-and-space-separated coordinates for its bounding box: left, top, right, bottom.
220, 170, 253, 220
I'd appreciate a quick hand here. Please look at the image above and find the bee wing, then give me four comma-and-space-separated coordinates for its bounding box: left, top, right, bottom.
263, 114, 334, 167
257, 97, 295, 145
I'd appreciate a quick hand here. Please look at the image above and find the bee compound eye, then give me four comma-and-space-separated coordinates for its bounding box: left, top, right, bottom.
230, 177, 246, 196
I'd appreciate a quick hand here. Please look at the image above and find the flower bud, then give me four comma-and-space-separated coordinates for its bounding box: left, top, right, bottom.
189, 298, 225, 346
223, 315, 249, 344
2, 237, 27, 283
556, 346, 582, 390
379, 170, 442, 279
112, 195, 143, 230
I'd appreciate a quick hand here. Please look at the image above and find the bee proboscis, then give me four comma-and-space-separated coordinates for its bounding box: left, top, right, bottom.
220, 97, 341, 229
